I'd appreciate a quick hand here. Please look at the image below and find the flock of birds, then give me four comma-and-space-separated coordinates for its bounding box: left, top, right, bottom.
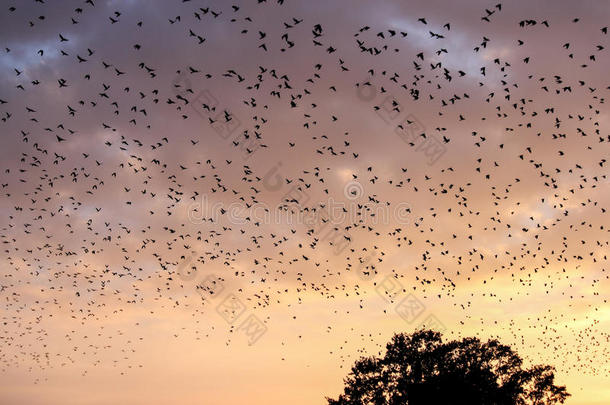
0, 0, 608, 388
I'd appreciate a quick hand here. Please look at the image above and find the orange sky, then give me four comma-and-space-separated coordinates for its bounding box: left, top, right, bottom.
0, 0, 608, 404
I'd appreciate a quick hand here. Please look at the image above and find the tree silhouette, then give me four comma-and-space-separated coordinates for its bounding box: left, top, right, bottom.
327, 330, 569, 405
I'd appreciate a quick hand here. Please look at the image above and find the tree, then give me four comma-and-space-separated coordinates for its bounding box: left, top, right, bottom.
327, 329, 569, 405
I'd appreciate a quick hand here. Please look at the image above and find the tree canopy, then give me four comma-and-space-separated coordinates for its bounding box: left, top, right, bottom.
327, 330, 569, 405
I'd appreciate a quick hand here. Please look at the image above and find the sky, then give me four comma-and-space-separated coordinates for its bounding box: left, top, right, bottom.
0, 0, 608, 404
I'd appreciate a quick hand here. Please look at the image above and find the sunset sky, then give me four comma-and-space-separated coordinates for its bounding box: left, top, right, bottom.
0, 0, 608, 404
